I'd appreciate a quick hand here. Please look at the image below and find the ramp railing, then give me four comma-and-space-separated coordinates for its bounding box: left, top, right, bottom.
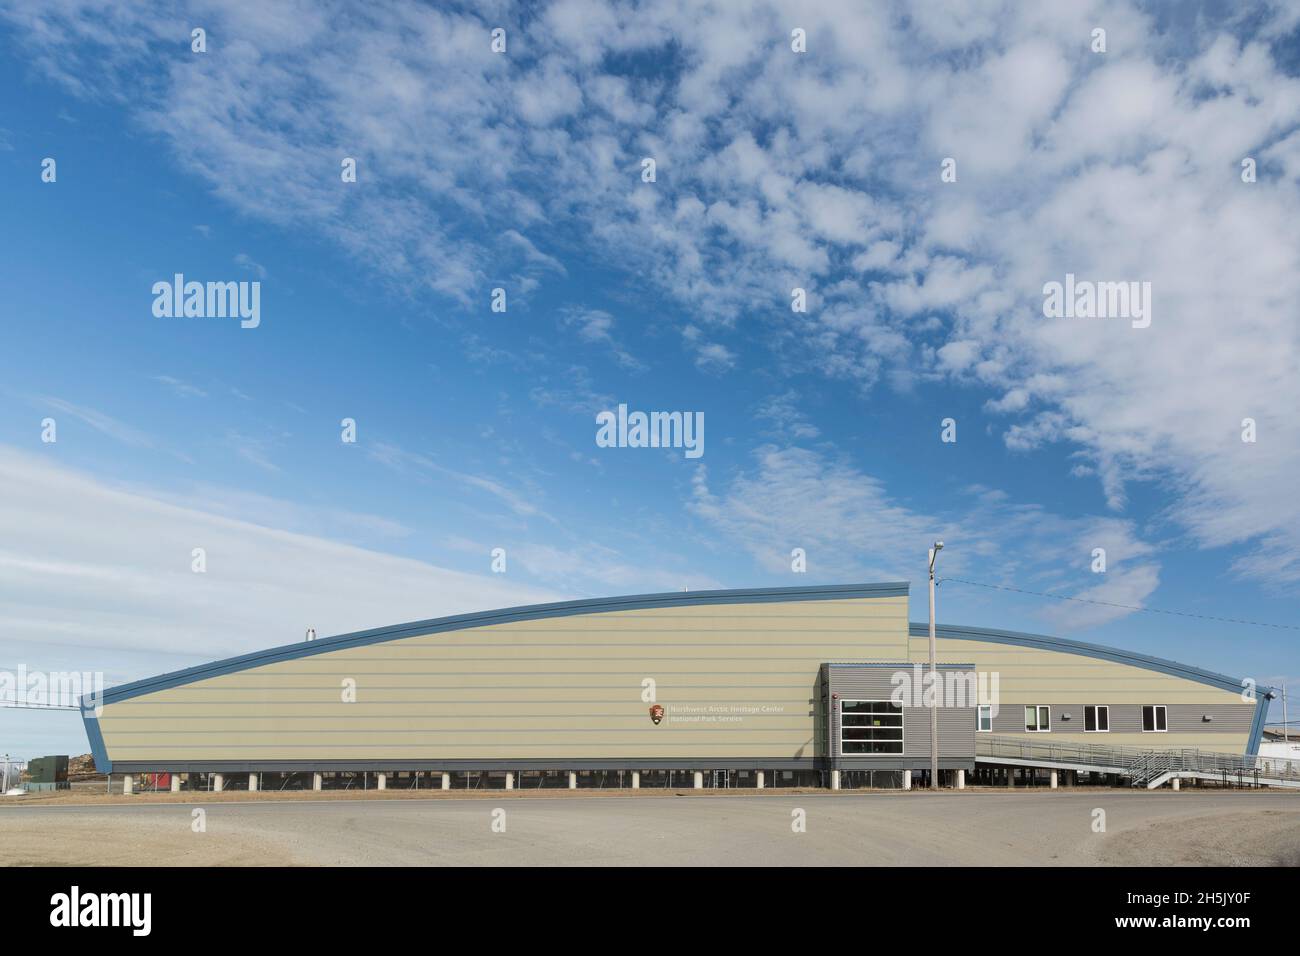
976, 734, 1300, 786
976, 734, 1146, 771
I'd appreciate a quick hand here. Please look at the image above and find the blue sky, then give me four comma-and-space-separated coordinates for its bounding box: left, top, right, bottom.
2, 0, 1299, 756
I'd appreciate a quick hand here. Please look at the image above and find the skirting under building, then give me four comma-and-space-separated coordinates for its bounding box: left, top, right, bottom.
81, 583, 1271, 783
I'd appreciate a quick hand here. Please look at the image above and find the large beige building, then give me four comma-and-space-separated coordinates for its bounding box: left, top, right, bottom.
82, 583, 1270, 788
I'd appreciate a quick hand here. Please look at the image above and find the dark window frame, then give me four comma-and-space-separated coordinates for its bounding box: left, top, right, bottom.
1084, 705, 1110, 733
840, 699, 904, 755
1141, 704, 1168, 733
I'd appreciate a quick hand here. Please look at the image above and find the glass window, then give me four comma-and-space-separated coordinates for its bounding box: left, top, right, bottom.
1142, 705, 1168, 732
977, 704, 993, 732
1084, 705, 1109, 732
1025, 704, 1050, 732
840, 700, 903, 754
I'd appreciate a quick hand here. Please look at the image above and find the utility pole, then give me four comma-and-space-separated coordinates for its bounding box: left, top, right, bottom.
928, 541, 944, 788
1284, 684, 1290, 753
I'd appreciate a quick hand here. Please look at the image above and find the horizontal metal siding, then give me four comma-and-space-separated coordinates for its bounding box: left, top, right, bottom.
827, 665, 975, 765
900, 707, 975, 759
917, 635, 1259, 754
992, 703, 1253, 735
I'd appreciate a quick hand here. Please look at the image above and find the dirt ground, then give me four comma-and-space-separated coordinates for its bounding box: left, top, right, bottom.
1092, 807, 1300, 866
3, 788, 1297, 866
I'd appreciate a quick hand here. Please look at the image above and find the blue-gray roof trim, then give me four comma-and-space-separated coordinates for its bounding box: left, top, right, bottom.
826, 661, 976, 668
909, 622, 1253, 693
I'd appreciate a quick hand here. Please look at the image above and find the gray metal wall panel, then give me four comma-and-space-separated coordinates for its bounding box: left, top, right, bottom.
901, 706, 975, 758
987, 703, 1254, 736
827, 665, 975, 764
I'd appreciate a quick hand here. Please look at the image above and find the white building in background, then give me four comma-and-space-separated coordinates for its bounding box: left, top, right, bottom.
1259, 727, 1300, 764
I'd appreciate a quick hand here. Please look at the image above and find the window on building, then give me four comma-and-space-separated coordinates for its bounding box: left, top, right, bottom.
1142, 705, 1168, 732
977, 704, 993, 732
1084, 705, 1110, 732
1025, 704, 1050, 732
841, 700, 904, 754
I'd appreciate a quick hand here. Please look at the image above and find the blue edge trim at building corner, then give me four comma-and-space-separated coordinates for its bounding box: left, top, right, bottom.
80, 581, 1274, 772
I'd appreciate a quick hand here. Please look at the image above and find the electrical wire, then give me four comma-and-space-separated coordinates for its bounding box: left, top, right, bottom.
941, 576, 1300, 631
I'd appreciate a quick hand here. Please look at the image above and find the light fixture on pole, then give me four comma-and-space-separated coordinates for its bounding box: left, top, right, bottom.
928, 541, 944, 788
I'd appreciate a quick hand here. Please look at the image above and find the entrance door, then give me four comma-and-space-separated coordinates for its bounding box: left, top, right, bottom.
712, 770, 728, 789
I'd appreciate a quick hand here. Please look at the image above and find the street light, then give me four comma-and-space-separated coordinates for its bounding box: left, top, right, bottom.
928, 541, 944, 788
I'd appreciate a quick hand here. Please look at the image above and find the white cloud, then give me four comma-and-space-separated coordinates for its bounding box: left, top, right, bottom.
755, 390, 821, 440
0, 446, 558, 683
152, 375, 207, 399
142, 483, 415, 543
680, 324, 737, 373
233, 252, 267, 278
36, 396, 153, 448
368, 440, 554, 522
443, 535, 721, 595
226, 432, 282, 474
561, 307, 644, 370
1036, 563, 1162, 633
5, 0, 1299, 591
692, 341, 737, 373
689, 444, 1161, 632
936, 339, 980, 373
502, 229, 567, 275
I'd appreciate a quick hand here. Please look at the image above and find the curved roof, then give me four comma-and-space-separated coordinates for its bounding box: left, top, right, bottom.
80, 582, 1273, 764
89, 582, 909, 707
907, 621, 1264, 696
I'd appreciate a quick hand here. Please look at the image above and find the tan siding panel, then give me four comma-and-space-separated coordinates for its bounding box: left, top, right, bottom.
100, 597, 902, 763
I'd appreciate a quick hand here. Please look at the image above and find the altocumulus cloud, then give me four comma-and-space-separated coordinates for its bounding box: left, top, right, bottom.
4, 0, 1299, 588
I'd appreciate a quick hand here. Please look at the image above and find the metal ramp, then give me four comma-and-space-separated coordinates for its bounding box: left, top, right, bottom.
976, 735, 1300, 789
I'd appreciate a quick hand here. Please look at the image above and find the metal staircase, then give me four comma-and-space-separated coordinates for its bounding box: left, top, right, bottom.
1127, 750, 1185, 788
1127, 750, 1158, 787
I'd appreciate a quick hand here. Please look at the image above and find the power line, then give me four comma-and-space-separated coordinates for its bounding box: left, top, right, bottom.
0, 700, 83, 711
941, 576, 1300, 631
